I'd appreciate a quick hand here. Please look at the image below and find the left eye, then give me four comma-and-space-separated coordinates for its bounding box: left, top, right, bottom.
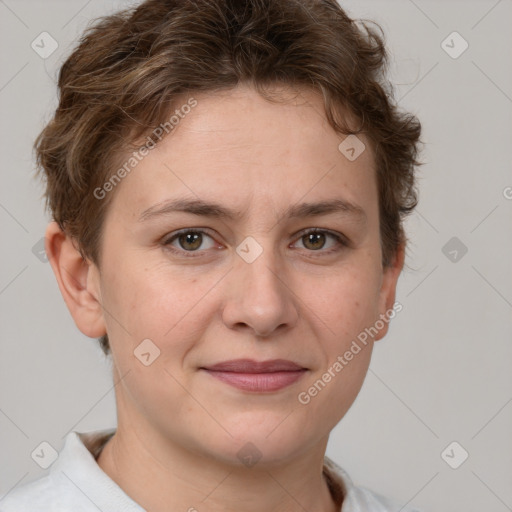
293, 229, 343, 252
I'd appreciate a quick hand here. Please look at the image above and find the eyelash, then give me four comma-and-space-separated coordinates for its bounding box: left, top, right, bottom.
162, 228, 348, 258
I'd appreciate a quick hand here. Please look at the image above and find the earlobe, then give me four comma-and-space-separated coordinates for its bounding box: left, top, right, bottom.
374, 243, 405, 341
44, 221, 106, 338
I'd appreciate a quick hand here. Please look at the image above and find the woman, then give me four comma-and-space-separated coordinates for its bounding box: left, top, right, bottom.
0, 0, 422, 510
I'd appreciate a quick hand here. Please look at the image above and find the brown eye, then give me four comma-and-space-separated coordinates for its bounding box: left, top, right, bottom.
164, 230, 216, 253
177, 232, 203, 251
302, 232, 327, 250
293, 229, 346, 255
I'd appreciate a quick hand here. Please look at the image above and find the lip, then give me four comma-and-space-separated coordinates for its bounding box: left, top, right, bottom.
202, 359, 305, 373
200, 359, 308, 392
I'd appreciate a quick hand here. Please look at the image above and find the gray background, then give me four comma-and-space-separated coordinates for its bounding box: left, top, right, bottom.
1, 1, 511, 510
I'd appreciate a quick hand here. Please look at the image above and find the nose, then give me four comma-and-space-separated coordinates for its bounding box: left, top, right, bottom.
221, 246, 299, 338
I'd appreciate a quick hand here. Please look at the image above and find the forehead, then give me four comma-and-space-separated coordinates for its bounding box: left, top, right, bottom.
166, 84, 365, 164
106, 84, 378, 224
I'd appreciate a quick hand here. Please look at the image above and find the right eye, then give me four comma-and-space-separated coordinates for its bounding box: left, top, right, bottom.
162, 229, 220, 257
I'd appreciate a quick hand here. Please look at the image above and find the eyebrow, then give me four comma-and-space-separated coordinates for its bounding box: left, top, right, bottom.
138, 197, 367, 223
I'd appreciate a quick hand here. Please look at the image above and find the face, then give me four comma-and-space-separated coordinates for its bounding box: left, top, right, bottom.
80, 84, 402, 466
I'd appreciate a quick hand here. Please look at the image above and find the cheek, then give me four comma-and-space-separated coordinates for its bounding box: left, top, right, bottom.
105, 262, 222, 361
296, 341, 372, 437
311, 261, 382, 342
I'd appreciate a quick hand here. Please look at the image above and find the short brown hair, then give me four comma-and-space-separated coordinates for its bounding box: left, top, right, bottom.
35, 0, 422, 355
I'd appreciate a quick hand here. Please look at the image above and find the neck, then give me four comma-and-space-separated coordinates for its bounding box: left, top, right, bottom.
96, 423, 339, 512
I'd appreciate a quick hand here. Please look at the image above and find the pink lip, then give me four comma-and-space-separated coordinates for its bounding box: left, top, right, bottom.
200, 359, 307, 392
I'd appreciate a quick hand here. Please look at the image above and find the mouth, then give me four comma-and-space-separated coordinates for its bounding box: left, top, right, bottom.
200, 359, 308, 392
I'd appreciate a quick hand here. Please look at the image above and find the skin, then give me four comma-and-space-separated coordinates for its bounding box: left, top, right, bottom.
46, 83, 404, 512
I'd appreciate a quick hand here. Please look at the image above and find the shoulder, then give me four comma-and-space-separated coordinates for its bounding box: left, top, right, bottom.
0, 429, 120, 512
323, 456, 423, 512
0, 471, 94, 512
345, 485, 422, 512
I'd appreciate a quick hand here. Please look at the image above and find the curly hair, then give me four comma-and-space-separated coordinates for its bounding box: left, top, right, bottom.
34, 0, 422, 355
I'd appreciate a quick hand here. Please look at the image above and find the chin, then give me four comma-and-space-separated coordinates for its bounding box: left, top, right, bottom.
203, 410, 318, 468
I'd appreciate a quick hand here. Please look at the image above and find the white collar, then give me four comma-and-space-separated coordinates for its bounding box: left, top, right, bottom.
50, 428, 385, 512
50, 429, 144, 511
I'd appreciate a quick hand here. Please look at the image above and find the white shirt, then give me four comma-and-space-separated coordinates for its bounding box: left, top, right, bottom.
0, 429, 420, 511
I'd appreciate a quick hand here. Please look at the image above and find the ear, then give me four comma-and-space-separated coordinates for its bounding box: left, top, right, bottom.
374, 242, 405, 341
44, 221, 106, 338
